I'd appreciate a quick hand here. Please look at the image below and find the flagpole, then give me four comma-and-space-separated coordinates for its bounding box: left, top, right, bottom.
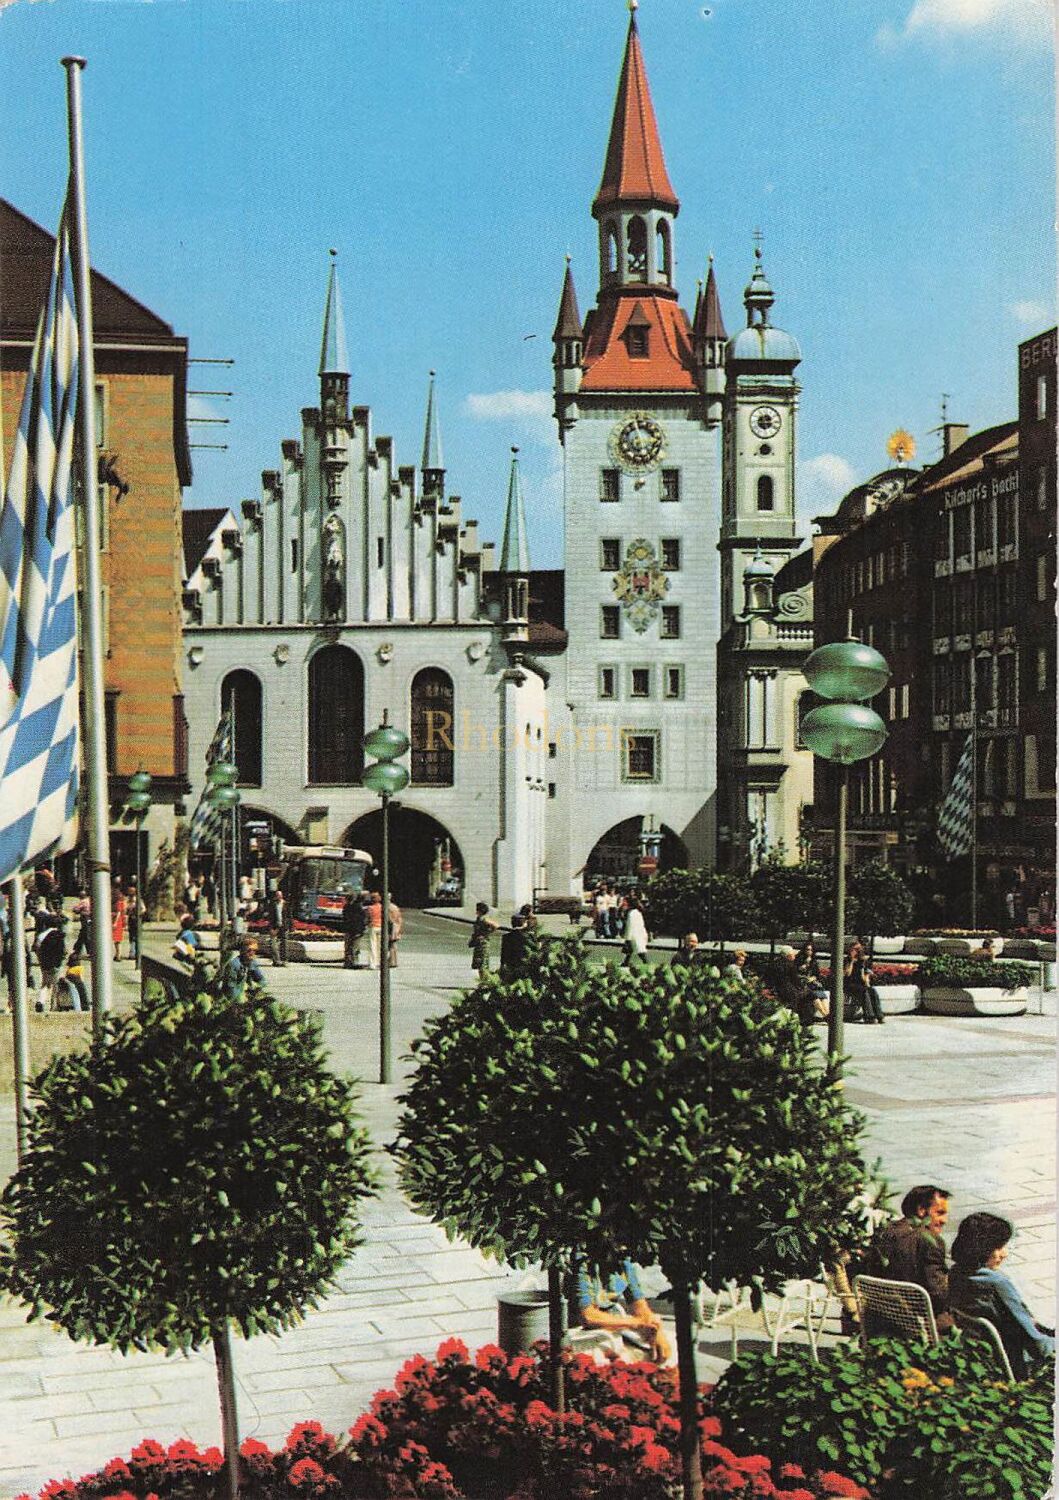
970, 653, 978, 929
63, 56, 114, 1032
0, 304, 33, 1155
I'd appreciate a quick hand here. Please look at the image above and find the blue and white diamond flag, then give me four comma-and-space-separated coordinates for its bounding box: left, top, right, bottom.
0, 195, 81, 884
937, 733, 975, 860
188, 709, 233, 849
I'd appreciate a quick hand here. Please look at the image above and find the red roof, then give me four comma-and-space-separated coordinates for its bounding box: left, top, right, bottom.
593, 14, 678, 214
581, 293, 696, 391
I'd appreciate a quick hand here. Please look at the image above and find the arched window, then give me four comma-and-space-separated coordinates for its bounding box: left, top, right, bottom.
656, 220, 671, 283
626, 216, 647, 280
606, 223, 619, 276
411, 668, 454, 786
757, 474, 775, 511
307, 645, 364, 785
221, 670, 262, 787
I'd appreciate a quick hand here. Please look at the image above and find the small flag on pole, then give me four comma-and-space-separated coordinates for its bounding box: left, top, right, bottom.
937, 733, 975, 859
189, 710, 233, 849
0, 196, 81, 885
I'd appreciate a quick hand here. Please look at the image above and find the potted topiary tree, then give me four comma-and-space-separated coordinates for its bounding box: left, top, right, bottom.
0, 984, 378, 1500
750, 854, 832, 951
848, 859, 915, 956
395, 937, 874, 1500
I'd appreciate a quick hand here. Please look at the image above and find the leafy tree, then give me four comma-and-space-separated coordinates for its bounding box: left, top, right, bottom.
395, 937, 874, 1500
643, 868, 761, 947
750, 855, 832, 945
0, 985, 378, 1499
848, 859, 915, 943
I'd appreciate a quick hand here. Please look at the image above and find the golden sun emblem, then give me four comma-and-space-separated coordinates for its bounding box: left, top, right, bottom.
886, 428, 916, 465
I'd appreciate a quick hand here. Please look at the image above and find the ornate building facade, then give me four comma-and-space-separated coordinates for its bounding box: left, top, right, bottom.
181, 11, 813, 902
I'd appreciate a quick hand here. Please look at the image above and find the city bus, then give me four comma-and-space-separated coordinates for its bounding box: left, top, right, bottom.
278, 845, 374, 930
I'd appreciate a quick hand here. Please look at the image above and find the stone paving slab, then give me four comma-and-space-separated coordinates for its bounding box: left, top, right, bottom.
0, 919, 1053, 1496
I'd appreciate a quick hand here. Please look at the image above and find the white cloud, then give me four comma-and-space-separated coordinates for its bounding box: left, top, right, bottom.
881, 0, 1051, 44
797, 453, 857, 526
1010, 299, 1053, 327
465, 389, 553, 425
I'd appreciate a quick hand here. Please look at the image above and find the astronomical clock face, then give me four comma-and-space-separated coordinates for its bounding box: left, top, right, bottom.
749, 405, 782, 439
610, 413, 667, 473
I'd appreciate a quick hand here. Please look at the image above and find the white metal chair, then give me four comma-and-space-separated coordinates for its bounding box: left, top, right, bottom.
694, 1275, 838, 1361
952, 1308, 1016, 1381
853, 1274, 940, 1348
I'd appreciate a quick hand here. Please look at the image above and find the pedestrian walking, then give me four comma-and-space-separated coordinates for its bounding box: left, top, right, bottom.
111, 882, 128, 961
499, 911, 530, 979
622, 897, 648, 965
342, 891, 366, 969
387, 898, 403, 968
269, 886, 288, 966
34, 910, 67, 1012
70, 886, 91, 961
366, 891, 383, 970
469, 901, 498, 976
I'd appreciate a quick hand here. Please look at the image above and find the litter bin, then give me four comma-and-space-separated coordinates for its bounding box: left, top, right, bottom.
497, 1288, 550, 1355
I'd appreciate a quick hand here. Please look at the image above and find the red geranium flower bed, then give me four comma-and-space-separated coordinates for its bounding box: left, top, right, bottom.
15, 1342, 869, 1500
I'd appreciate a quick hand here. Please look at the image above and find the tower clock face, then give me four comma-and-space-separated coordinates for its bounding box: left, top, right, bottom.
610, 413, 667, 473
749, 405, 782, 439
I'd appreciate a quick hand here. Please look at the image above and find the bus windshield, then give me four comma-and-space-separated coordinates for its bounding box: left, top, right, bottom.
301, 857, 366, 896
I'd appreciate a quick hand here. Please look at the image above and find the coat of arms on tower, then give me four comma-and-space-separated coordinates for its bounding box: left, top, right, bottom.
612, 537, 669, 633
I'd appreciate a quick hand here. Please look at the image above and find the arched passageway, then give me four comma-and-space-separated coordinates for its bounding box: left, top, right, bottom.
341, 808, 464, 908
583, 817, 688, 887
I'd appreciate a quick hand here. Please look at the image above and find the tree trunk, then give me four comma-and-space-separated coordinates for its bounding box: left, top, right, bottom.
547, 1264, 566, 1413
213, 1322, 241, 1500
672, 1281, 704, 1500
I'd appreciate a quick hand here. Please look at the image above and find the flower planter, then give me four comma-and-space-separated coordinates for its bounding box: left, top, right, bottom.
866, 936, 906, 956
902, 937, 938, 955
921, 986, 1028, 1017
1001, 940, 1038, 959
876, 984, 920, 1014
288, 939, 344, 963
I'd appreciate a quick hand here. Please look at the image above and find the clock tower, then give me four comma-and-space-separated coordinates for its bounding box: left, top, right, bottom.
552, 2, 723, 875
719, 245, 802, 625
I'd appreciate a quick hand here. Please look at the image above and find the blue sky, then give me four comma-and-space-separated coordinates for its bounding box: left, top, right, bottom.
1, 0, 1053, 566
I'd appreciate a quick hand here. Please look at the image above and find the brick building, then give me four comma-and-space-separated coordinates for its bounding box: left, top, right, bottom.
0, 198, 192, 887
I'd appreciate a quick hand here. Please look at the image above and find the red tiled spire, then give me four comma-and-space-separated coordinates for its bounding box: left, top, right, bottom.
552, 258, 583, 341
592, 8, 679, 215
694, 256, 726, 341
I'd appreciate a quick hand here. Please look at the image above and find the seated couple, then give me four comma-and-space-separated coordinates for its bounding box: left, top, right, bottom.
563, 1258, 673, 1365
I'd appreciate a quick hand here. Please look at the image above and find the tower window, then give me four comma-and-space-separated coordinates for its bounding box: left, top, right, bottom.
600, 468, 620, 503
625, 325, 649, 358
627, 216, 647, 280
601, 605, 621, 639
660, 605, 681, 639
622, 729, 660, 782
630, 667, 650, 698
600, 538, 621, 571
606, 222, 619, 276
598, 666, 617, 699
756, 475, 775, 512
1037, 373, 1048, 420
661, 468, 681, 503
661, 538, 681, 571
664, 665, 684, 700
656, 220, 671, 284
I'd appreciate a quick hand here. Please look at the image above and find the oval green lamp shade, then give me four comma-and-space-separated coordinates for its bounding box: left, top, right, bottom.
207, 783, 241, 810
127, 770, 153, 795
363, 723, 410, 762
207, 759, 239, 788
125, 790, 151, 814
804, 640, 890, 703
362, 760, 409, 795
801, 702, 888, 765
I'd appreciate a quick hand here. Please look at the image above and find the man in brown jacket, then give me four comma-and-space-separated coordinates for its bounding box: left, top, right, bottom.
863, 1183, 953, 1330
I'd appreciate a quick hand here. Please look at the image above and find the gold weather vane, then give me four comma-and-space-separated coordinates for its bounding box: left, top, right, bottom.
887, 429, 916, 466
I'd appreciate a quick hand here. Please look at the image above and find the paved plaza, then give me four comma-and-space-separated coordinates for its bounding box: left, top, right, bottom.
0, 913, 1054, 1496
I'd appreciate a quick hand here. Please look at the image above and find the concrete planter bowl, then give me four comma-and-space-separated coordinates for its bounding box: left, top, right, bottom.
194, 928, 221, 951
1002, 940, 1039, 959
934, 937, 1005, 957
902, 937, 938, 956
876, 984, 921, 1014
921, 986, 1028, 1017
866, 936, 906, 956
288, 939, 345, 964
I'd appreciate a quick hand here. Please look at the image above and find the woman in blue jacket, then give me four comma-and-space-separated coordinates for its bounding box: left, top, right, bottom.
949, 1212, 1054, 1377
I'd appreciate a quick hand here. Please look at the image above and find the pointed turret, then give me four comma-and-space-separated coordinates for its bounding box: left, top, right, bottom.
318, 250, 349, 506
500, 447, 530, 644
553, 257, 584, 424
693, 255, 727, 402
420, 370, 445, 507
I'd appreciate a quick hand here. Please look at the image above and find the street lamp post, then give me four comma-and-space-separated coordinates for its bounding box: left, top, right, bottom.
206, 759, 240, 945
123, 771, 153, 968
801, 640, 890, 1079
362, 714, 410, 1086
